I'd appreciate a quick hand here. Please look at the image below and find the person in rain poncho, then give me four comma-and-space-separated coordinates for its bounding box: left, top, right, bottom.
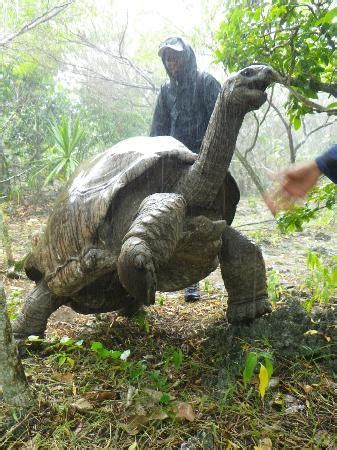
150, 36, 240, 302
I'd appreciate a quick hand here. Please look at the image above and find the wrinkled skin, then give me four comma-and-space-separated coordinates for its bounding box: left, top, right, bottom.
13, 65, 277, 340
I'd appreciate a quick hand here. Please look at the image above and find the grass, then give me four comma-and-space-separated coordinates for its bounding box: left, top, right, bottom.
1, 296, 336, 449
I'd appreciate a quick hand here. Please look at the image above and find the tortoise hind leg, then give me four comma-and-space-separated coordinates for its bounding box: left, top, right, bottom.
12, 280, 64, 339
219, 227, 271, 324
118, 193, 186, 306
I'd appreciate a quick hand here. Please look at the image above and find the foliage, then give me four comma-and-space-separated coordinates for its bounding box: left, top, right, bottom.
133, 310, 151, 334
90, 341, 131, 361
303, 251, 337, 312
276, 182, 336, 232
156, 293, 165, 306
215, 0, 337, 123
39, 115, 84, 185
163, 346, 184, 370
267, 269, 284, 304
243, 350, 273, 399
6, 288, 23, 320
203, 278, 215, 294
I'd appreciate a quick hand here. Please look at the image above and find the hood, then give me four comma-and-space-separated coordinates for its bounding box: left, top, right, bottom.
159, 36, 197, 83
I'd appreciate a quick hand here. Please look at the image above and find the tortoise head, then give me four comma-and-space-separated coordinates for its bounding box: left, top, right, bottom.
223, 64, 278, 112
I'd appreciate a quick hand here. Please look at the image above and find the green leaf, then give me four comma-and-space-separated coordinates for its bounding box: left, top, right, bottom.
264, 356, 273, 379
316, 8, 337, 25
292, 116, 301, 130
91, 341, 103, 351
243, 352, 258, 384
60, 336, 74, 345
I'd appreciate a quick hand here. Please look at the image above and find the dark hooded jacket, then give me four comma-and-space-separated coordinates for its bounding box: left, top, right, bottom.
150, 38, 221, 154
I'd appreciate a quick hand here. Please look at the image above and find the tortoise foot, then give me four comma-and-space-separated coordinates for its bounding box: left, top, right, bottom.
118, 237, 157, 306
12, 317, 45, 340
226, 296, 271, 324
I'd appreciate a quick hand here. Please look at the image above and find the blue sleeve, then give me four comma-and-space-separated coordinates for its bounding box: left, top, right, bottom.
315, 144, 337, 184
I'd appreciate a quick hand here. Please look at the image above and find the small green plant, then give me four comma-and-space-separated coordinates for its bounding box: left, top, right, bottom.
158, 392, 172, 406
127, 361, 147, 381
267, 269, 284, 304
163, 346, 184, 370
303, 251, 337, 312
148, 370, 169, 391
247, 196, 257, 210
91, 341, 131, 361
34, 115, 85, 186
248, 229, 266, 244
156, 293, 165, 306
6, 288, 23, 319
203, 278, 215, 294
276, 183, 336, 233
133, 310, 151, 334
243, 351, 273, 399
28, 336, 85, 367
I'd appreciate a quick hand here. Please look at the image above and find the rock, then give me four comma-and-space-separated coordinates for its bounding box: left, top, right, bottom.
180, 430, 214, 450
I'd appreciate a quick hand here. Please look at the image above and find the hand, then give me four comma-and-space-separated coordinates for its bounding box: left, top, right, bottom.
263, 160, 321, 215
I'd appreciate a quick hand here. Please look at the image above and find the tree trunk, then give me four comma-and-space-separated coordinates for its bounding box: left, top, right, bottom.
0, 283, 34, 407
0, 208, 14, 267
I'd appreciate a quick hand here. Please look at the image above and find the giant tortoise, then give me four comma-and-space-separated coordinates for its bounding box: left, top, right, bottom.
13, 65, 276, 339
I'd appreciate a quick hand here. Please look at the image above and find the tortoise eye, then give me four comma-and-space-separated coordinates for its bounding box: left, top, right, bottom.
241, 67, 255, 77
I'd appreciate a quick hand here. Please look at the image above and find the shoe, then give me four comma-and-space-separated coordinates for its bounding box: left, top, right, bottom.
184, 283, 200, 302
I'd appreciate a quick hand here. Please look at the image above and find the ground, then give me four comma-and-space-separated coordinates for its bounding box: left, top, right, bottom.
0, 196, 336, 449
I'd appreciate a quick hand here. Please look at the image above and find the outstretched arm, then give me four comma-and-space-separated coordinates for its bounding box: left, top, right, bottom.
263, 144, 337, 214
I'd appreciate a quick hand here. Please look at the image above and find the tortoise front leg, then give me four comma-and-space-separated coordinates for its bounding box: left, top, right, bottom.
12, 280, 64, 339
219, 227, 271, 324
118, 193, 186, 306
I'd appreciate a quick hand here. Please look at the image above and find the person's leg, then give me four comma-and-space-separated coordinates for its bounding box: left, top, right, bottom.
184, 283, 200, 302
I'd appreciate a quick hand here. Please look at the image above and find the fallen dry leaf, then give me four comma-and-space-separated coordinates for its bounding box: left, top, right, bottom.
51, 372, 74, 383
303, 384, 313, 394
71, 398, 94, 412
174, 402, 195, 422
84, 390, 116, 402
119, 408, 169, 435
255, 437, 273, 450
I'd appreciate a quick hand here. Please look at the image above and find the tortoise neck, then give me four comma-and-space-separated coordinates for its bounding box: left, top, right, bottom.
175, 91, 244, 207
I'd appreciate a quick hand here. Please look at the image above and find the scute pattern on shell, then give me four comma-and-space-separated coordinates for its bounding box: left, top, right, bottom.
30, 136, 196, 295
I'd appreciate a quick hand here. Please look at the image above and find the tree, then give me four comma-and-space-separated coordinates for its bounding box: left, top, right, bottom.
215, 0, 337, 124
0, 284, 33, 407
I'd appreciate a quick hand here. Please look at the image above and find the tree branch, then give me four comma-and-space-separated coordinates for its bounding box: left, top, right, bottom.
64, 31, 157, 92
0, 2, 73, 47
270, 100, 296, 163
244, 113, 260, 158
282, 83, 337, 115
0, 166, 36, 184
294, 119, 336, 153
290, 77, 337, 98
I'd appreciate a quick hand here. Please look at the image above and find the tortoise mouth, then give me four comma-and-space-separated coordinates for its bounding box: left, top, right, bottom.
247, 79, 269, 92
